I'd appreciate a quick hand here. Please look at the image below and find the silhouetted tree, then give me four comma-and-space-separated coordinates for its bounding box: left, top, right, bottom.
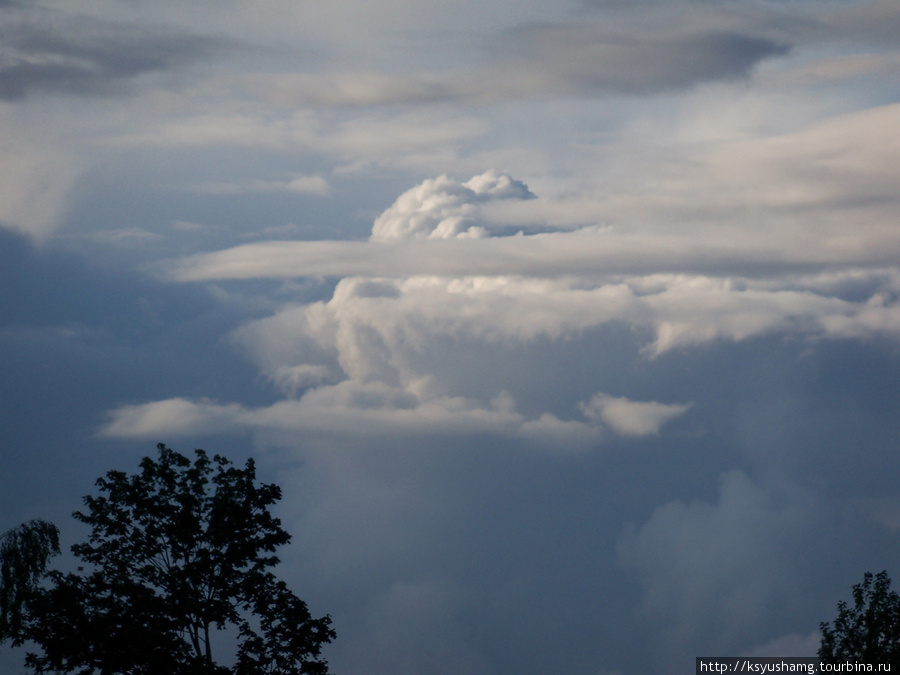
0, 519, 60, 648
22, 443, 334, 674
819, 570, 900, 664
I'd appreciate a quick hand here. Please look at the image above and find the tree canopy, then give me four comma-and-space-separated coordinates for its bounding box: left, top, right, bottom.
20, 443, 334, 674
0, 519, 60, 648
819, 570, 900, 664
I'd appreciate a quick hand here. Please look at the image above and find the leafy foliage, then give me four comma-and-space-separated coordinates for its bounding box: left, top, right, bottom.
23, 443, 335, 674
819, 570, 900, 664
0, 519, 60, 647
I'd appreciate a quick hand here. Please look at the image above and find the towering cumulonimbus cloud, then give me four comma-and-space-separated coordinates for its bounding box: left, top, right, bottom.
107, 167, 900, 448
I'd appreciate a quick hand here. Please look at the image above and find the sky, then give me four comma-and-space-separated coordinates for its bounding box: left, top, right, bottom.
2, 0, 900, 672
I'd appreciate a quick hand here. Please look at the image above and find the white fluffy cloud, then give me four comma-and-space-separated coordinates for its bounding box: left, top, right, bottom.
231, 270, 900, 370
99, 397, 245, 438
100, 383, 688, 451
371, 170, 534, 240
112, 252, 900, 448
580, 393, 691, 437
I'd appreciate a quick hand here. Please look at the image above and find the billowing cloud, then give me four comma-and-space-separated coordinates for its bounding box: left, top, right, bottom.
121, 166, 900, 452
99, 387, 602, 453
371, 171, 534, 240
159, 161, 900, 372
233, 270, 900, 368
100, 383, 689, 449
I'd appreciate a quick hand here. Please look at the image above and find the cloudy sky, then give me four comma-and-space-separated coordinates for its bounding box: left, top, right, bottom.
3, 0, 900, 672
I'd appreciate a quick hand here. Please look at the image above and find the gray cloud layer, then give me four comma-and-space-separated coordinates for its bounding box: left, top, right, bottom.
0, 6, 225, 100
493, 23, 789, 96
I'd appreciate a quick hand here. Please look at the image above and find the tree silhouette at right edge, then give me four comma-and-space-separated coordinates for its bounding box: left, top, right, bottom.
819, 570, 900, 664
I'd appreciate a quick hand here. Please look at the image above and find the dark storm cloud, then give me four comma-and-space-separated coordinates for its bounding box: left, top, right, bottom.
0, 226, 270, 528
0, 7, 227, 101
261, 330, 900, 674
